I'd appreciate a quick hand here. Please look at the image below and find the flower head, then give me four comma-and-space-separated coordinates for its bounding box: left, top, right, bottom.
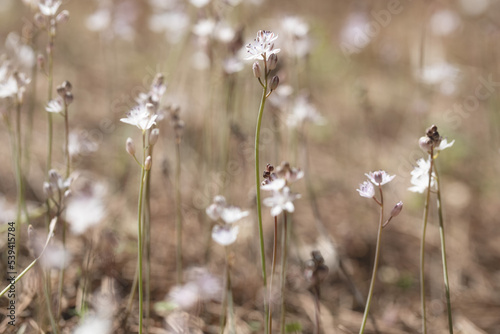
408, 158, 436, 193
436, 138, 454, 152
357, 180, 375, 198
263, 186, 301, 216
245, 30, 281, 61
365, 170, 395, 186
120, 103, 158, 131
38, 0, 61, 16
46, 98, 63, 113
212, 224, 239, 246
206, 196, 248, 224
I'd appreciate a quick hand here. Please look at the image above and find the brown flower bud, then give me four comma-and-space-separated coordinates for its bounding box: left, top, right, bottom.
270, 75, 279, 91
64, 92, 73, 105
149, 128, 160, 146
252, 61, 261, 78
126, 137, 135, 156
144, 156, 152, 171
419, 136, 433, 153
390, 201, 403, 218
268, 53, 278, 70
56, 10, 69, 24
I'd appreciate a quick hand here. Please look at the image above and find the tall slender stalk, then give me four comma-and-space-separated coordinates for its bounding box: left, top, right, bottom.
14, 98, 24, 264
280, 213, 288, 334
433, 161, 454, 333
268, 216, 279, 333
420, 149, 434, 334
175, 138, 183, 284
255, 60, 269, 333
359, 186, 384, 334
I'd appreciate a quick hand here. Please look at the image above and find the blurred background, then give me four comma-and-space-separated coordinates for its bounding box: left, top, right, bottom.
0, 0, 500, 333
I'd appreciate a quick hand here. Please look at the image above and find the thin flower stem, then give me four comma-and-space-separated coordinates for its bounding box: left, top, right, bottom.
280, 212, 288, 334
359, 185, 384, 334
144, 148, 152, 334
14, 98, 23, 265
420, 150, 434, 334
46, 32, 54, 174
136, 132, 147, 334
255, 61, 269, 334
175, 138, 183, 284
225, 246, 236, 334
268, 216, 279, 333
64, 102, 70, 177
433, 161, 454, 333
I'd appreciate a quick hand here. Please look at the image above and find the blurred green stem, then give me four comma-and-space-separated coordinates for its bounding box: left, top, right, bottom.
175, 138, 183, 284
280, 213, 288, 334
433, 161, 454, 334
268, 216, 278, 333
420, 149, 434, 334
136, 132, 147, 334
255, 60, 269, 334
359, 185, 384, 334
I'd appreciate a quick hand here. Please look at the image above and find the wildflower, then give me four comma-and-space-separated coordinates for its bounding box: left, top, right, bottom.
245, 30, 281, 61
74, 317, 112, 334
263, 186, 301, 216
46, 98, 63, 113
286, 93, 325, 128
357, 181, 375, 198
365, 170, 395, 186
45, 169, 72, 196
206, 196, 249, 224
223, 57, 244, 74
65, 182, 106, 235
192, 18, 216, 38
0, 72, 30, 100
120, 103, 158, 131
212, 224, 239, 246
38, 0, 62, 16
408, 158, 436, 193
390, 201, 403, 218
436, 138, 454, 152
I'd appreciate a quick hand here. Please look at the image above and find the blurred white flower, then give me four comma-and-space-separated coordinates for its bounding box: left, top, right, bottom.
245, 30, 280, 61
223, 57, 244, 74
340, 12, 371, 55
5, 32, 36, 69
206, 196, 248, 224
189, 0, 210, 8
38, 0, 61, 16
65, 183, 106, 235
430, 10, 460, 36
149, 11, 190, 44
261, 178, 286, 191
418, 62, 460, 95
459, 0, 489, 16
365, 170, 395, 186
120, 104, 158, 130
357, 180, 375, 198
212, 224, 239, 246
263, 186, 301, 216
215, 22, 235, 43
41, 242, 72, 269
74, 316, 112, 334
68, 131, 99, 157
46, 98, 63, 113
192, 18, 215, 37
287, 93, 325, 128
0, 75, 18, 99
436, 138, 455, 152
167, 267, 222, 309
282, 16, 309, 38
86, 9, 111, 32
408, 158, 436, 193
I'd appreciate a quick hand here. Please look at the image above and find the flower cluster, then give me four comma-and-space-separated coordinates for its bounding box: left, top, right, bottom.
245, 30, 281, 61
261, 162, 303, 216
418, 124, 454, 154
206, 196, 249, 246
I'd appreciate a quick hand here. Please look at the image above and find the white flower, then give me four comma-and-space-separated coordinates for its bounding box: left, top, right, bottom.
281, 16, 309, 38
65, 183, 106, 235
74, 317, 112, 334
245, 30, 281, 61
120, 104, 158, 131
365, 170, 395, 186
286, 94, 325, 128
220, 206, 249, 224
46, 98, 63, 113
86, 9, 111, 32
357, 180, 375, 198
0, 75, 18, 99
189, 0, 210, 8
408, 158, 436, 193
263, 186, 301, 216
436, 138, 455, 152
223, 57, 244, 74
192, 19, 215, 37
261, 178, 286, 191
212, 225, 239, 246
38, 0, 61, 16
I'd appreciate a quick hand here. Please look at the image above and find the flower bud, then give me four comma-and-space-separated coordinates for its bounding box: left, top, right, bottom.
64, 189, 72, 198
64, 92, 73, 105
126, 137, 135, 156
62, 80, 72, 92
144, 156, 152, 171
252, 62, 261, 78
34, 13, 46, 28
149, 128, 160, 146
146, 103, 155, 115
390, 201, 403, 218
419, 136, 433, 153
373, 171, 383, 184
43, 182, 53, 198
268, 53, 278, 70
270, 75, 279, 91
56, 10, 69, 24
57, 85, 66, 97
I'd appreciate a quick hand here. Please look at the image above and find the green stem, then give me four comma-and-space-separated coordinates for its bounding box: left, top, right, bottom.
225, 246, 236, 334
136, 132, 147, 334
280, 213, 288, 334
46, 31, 54, 173
268, 216, 278, 333
359, 185, 384, 334
175, 139, 183, 284
14, 98, 23, 267
255, 63, 269, 333
420, 151, 434, 334
144, 144, 153, 334
433, 161, 454, 333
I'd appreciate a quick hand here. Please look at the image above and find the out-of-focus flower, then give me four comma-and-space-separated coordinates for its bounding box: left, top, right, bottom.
281, 16, 311, 58
5, 32, 36, 69
85, 9, 111, 32
46, 98, 63, 113
167, 267, 222, 310
223, 57, 244, 74
148, 11, 190, 44
192, 18, 215, 38
68, 130, 99, 157
40, 242, 72, 269
65, 182, 106, 235
74, 316, 112, 334
206, 196, 248, 224
212, 224, 239, 246
357, 180, 375, 198
430, 10, 460, 36
339, 12, 371, 56
120, 104, 158, 131
286, 93, 325, 128
417, 62, 460, 95
38, 0, 61, 16
44, 169, 73, 198
436, 138, 454, 152
408, 158, 436, 193
263, 186, 301, 216
245, 30, 280, 61
365, 170, 395, 186
0, 72, 30, 100
189, 0, 210, 8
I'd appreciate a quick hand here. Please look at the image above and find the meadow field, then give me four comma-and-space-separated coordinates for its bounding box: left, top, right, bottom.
0, 0, 500, 333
